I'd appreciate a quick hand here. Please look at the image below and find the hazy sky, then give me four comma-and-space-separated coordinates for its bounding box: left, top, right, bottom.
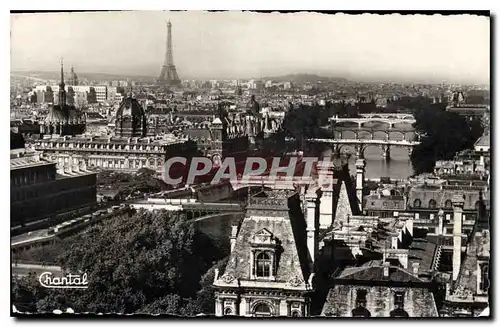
11, 11, 490, 83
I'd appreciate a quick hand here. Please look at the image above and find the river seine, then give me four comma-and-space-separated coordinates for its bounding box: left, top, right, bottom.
322, 122, 416, 179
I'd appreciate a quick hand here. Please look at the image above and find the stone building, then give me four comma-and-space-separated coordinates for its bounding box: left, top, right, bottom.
114, 93, 148, 138
364, 188, 406, 218
440, 193, 490, 317
406, 182, 486, 220
213, 187, 321, 317
321, 263, 439, 317
10, 135, 96, 227
32, 134, 197, 174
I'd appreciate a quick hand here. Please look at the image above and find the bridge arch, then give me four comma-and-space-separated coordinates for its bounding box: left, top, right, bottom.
360, 119, 393, 128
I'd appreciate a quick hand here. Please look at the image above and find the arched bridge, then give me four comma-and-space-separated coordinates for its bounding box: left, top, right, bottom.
359, 113, 415, 120
329, 126, 417, 141
307, 138, 421, 160
329, 115, 416, 128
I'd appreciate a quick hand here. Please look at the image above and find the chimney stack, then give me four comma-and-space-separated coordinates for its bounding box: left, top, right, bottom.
437, 209, 444, 235
355, 158, 366, 212
305, 186, 321, 271
383, 261, 390, 277
392, 236, 399, 249
452, 193, 465, 281
412, 262, 420, 276
230, 225, 238, 252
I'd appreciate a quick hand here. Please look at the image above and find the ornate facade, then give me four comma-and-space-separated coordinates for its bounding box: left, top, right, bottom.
32, 135, 197, 174
213, 188, 321, 317
39, 61, 85, 136
115, 93, 148, 138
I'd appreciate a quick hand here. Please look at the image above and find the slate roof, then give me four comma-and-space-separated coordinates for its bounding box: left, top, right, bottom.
450, 229, 490, 298
217, 190, 311, 288
407, 186, 481, 210
408, 238, 438, 272
337, 265, 424, 283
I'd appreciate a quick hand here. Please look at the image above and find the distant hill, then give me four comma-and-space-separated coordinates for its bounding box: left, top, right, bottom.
11, 71, 156, 82
259, 74, 348, 84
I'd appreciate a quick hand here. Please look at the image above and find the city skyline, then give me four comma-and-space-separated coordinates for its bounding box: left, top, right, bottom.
11, 11, 490, 84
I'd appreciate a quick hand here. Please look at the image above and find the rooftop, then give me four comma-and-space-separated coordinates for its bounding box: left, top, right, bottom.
10, 149, 54, 170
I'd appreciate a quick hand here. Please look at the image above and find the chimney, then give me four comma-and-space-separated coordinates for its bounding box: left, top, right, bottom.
383, 262, 390, 277
230, 225, 238, 252
305, 186, 321, 271
399, 251, 409, 269
355, 159, 366, 212
392, 236, 398, 249
412, 262, 420, 275
437, 209, 444, 235
452, 193, 465, 281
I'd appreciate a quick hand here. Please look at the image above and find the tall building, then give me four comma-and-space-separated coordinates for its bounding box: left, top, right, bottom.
39, 61, 86, 136
157, 20, 181, 86
213, 188, 319, 317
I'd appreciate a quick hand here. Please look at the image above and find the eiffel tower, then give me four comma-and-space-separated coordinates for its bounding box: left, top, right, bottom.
157, 20, 181, 86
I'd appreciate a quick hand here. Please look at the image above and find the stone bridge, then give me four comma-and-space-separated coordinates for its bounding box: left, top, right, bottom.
329, 126, 418, 141
359, 113, 415, 120
307, 138, 421, 160
329, 115, 416, 128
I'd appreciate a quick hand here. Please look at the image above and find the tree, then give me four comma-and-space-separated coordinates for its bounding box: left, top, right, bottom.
12, 209, 227, 315
410, 105, 484, 175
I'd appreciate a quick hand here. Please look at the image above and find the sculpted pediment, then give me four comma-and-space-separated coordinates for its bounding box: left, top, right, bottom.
253, 228, 277, 245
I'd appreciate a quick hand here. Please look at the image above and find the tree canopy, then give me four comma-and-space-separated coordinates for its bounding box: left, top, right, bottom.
97, 168, 171, 199
12, 209, 228, 315
410, 104, 484, 175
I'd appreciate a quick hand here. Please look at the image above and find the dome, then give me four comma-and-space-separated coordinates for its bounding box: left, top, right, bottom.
69, 67, 78, 85
116, 95, 145, 120
115, 93, 147, 137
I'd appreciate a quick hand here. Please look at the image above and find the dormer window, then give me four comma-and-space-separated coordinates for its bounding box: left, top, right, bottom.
250, 229, 278, 280
255, 252, 272, 277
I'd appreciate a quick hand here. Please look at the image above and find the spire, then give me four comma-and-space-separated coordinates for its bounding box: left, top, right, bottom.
58, 58, 67, 106
59, 57, 65, 88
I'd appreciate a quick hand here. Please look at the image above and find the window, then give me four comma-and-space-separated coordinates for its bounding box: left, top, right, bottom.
355, 289, 367, 307
413, 199, 421, 208
429, 199, 437, 209
390, 292, 408, 317
223, 307, 233, 316
255, 252, 272, 277
394, 292, 404, 309
480, 264, 489, 292
253, 303, 272, 317
444, 200, 452, 209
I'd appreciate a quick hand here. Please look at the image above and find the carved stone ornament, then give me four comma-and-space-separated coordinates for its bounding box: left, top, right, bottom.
454, 286, 473, 299
222, 273, 236, 284
288, 275, 304, 287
